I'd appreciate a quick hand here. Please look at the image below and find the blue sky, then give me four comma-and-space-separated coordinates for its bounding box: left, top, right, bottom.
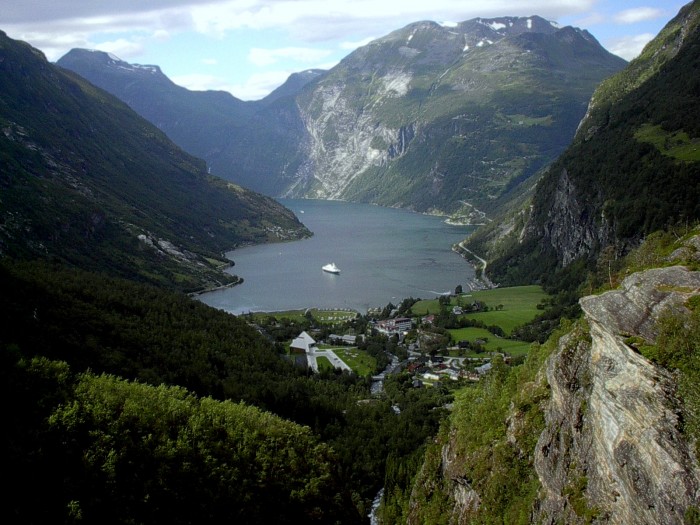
3, 0, 687, 100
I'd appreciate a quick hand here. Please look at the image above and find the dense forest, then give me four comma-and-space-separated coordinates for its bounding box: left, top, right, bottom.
1, 260, 450, 523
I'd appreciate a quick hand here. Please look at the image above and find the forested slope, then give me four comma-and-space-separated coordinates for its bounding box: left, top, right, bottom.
0, 30, 309, 292
464, 1, 700, 291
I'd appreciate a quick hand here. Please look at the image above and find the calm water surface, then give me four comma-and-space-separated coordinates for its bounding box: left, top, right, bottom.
197, 199, 477, 314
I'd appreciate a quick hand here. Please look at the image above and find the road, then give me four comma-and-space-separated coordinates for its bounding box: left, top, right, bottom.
306, 347, 352, 373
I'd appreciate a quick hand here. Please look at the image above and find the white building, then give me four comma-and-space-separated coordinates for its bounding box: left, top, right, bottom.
290, 331, 316, 353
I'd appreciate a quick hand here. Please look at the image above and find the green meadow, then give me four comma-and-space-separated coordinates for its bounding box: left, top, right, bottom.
250, 308, 358, 324
447, 327, 533, 357
333, 348, 376, 377
411, 285, 548, 335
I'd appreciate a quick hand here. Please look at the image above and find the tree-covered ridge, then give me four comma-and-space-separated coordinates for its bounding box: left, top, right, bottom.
0, 260, 354, 424
531, 9, 700, 239
466, 0, 700, 292
3, 357, 348, 524
0, 30, 310, 291
1, 260, 451, 522
576, 0, 700, 144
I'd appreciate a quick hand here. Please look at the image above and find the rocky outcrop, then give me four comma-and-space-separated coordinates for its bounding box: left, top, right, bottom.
532, 168, 613, 267
535, 265, 700, 524
293, 83, 404, 199
440, 431, 482, 524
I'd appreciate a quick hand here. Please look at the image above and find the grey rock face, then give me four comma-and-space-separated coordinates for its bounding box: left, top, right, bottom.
535, 265, 700, 524
541, 168, 612, 266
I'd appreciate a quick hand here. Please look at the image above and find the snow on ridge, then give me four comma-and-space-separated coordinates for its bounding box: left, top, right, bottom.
488, 22, 506, 31
549, 20, 561, 28
134, 64, 158, 73
107, 53, 121, 62
440, 21, 458, 28
527, 18, 532, 29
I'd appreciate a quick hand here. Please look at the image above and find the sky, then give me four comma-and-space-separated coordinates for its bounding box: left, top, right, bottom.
2, 0, 688, 101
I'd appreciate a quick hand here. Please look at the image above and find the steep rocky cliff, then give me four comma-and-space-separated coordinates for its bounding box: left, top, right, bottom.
292, 16, 625, 215
484, 1, 700, 281
535, 265, 700, 524
406, 236, 700, 524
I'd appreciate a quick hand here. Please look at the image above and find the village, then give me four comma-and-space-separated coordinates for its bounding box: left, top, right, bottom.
247, 285, 544, 388
288, 315, 504, 388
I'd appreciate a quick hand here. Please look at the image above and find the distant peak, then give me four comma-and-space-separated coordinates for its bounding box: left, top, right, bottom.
58, 48, 162, 75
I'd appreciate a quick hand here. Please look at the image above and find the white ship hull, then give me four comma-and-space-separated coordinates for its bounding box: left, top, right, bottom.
322, 263, 340, 274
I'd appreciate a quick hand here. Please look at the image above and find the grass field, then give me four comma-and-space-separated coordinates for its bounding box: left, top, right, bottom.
315, 355, 334, 371
411, 285, 548, 335
312, 346, 375, 376
333, 348, 376, 377
249, 308, 358, 324
448, 327, 533, 357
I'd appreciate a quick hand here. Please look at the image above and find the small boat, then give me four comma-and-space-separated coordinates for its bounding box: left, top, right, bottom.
322, 262, 341, 274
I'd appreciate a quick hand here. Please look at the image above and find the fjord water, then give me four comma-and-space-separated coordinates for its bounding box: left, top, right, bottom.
198, 199, 477, 314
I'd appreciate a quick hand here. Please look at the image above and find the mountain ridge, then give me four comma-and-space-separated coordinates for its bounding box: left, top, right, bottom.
465, 0, 700, 289
57, 15, 627, 218
0, 30, 310, 291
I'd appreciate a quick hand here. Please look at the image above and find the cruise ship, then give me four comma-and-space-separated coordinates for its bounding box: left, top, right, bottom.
322, 262, 340, 274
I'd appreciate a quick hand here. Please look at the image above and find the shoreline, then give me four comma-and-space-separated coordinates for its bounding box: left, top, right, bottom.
452, 241, 496, 289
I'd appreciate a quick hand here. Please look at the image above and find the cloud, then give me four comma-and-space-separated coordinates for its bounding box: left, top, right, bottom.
614, 7, 664, 25
94, 38, 145, 59
339, 37, 375, 50
6, 0, 598, 62
2, 0, 201, 24
171, 69, 293, 101
152, 29, 171, 42
567, 11, 605, 29
608, 33, 655, 60
231, 70, 301, 101
202, 58, 218, 65
248, 47, 333, 67
170, 72, 234, 92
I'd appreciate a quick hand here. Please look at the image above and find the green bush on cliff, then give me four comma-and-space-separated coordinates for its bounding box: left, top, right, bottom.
405, 323, 566, 523
650, 307, 700, 455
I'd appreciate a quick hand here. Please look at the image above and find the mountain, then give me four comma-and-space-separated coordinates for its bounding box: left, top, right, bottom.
57, 49, 324, 196
291, 16, 626, 216
0, 31, 310, 291
263, 69, 327, 105
58, 16, 626, 218
466, 1, 700, 287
